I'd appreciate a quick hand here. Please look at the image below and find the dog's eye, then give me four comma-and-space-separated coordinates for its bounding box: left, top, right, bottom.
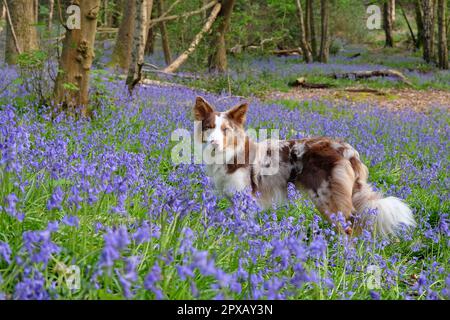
223, 127, 231, 133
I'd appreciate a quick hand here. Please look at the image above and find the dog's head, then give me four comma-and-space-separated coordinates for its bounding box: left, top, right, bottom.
193, 96, 248, 153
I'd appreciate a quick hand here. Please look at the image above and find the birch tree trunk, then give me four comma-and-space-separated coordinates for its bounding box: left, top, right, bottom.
4, 0, 39, 64
295, 0, 313, 63
126, 0, 153, 93
208, 0, 235, 73
318, 0, 329, 63
437, 0, 448, 69
109, 0, 135, 69
421, 0, 435, 63
53, 0, 101, 115
390, 0, 396, 22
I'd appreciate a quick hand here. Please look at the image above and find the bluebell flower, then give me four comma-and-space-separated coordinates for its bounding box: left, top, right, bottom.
0, 241, 12, 264
62, 215, 79, 228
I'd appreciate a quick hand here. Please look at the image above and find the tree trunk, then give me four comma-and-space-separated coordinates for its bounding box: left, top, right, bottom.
34, 0, 39, 23
103, 0, 109, 26
126, 0, 153, 93
430, 0, 436, 59
48, 0, 54, 31
318, 0, 329, 63
421, 0, 435, 63
307, 0, 318, 60
53, 0, 101, 115
304, 0, 310, 43
305, 0, 317, 60
208, 0, 235, 73
390, 0, 396, 22
437, 0, 448, 69
144, 3, 157, 55
4, 0, 39, 65
144, 24, 155, 55
384, 0, 395, 47
295, 0, 313, 63
164, 3, 221, 74
415, 0, 424, 49
157, 0, 172, 65
109, 0, 135, 69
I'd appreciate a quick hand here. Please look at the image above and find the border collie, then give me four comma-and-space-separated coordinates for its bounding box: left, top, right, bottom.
193, 96, 416, 236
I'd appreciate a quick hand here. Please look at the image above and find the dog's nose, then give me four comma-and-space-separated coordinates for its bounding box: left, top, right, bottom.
210, 140, 219, 147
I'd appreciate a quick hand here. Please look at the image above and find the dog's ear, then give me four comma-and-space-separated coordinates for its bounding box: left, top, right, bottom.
193, 96, 215, 121
227, 102, 249, 126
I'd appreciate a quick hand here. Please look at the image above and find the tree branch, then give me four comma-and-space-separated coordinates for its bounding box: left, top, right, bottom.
162, 2, 222, 74
152, 0, 182, 25
149, 0, 217, 28
399, 3, 417, 48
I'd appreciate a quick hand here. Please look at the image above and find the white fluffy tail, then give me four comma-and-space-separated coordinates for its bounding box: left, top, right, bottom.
370, 196, 417, 236
353, 182, 416, 236
350, 156, 416, 236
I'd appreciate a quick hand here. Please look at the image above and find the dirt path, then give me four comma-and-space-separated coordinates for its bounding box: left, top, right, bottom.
267, 87, 450, 113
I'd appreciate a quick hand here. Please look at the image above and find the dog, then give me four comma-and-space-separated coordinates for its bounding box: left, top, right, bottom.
193, 96, 416, 236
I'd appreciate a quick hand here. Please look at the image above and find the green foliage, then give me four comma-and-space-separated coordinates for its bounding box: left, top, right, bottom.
17, 50, 47, 69
62, 83, 79, 92
15, 50, 55, 107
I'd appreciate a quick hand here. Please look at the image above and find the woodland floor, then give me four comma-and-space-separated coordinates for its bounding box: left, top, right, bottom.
267, 87, 450, 113
143, 78, 450, 113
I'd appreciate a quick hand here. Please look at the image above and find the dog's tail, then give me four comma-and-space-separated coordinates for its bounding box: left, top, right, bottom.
351, 159, 416, 236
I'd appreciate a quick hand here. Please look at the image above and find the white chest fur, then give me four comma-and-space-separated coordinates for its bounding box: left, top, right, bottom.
206, 164, 251, 196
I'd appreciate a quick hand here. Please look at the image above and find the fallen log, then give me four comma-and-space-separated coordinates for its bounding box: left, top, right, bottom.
288, 77, 332, 88
333, 69, 413, 86
273, 48, 302, 56
343, 88, 385, 95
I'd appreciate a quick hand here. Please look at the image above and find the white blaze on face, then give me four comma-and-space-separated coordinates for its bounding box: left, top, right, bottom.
207, 114, 225, 151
